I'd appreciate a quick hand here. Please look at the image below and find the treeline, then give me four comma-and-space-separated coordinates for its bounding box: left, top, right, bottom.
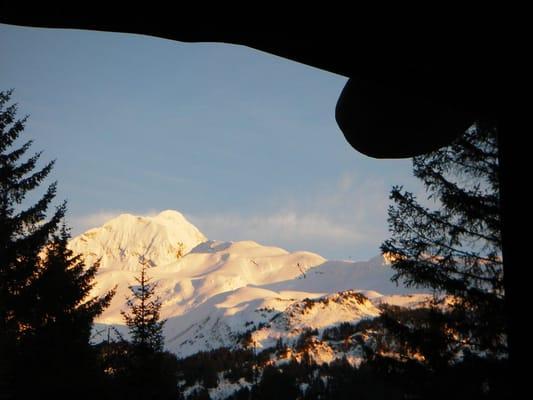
175, 301, 510, 399
176, 344, 509, 400
177, 347, 258, 388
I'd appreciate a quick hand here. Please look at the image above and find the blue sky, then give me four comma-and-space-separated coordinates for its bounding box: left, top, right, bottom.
0, 24, 424, 260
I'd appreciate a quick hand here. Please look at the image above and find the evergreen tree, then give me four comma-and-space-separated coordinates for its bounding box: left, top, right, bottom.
381, 123, 505, 363
121, 259, 166, 352
24, 224, 115, 396
1, 89, 115, 398
0, 89, 65, 396
32, 223, 115, 345
118, 260, 179, 399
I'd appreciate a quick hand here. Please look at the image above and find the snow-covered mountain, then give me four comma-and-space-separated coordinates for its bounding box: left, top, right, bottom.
72, 210, 426, 358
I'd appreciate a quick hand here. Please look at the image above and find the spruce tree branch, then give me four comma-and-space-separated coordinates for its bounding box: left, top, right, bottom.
395, 189, 500, 246
394, 217, 502, 280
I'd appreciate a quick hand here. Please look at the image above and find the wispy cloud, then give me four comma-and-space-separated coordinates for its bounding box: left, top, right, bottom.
188, 211, 363, 245
188, 172, 393, 259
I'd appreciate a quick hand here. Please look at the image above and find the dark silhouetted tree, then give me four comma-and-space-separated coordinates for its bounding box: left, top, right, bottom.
0, 89, 115, 398
0, 89, 65, 396
381, 123, 505, 365
118, 260, 180, 399
26, 224, 115, 396
121, 259, 165, 352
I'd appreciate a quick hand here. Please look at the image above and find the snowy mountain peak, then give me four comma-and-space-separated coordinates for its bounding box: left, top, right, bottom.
69, 210, 207, 271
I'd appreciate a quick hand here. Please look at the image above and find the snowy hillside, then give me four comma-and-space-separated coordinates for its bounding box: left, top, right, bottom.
73, 210, 426, 358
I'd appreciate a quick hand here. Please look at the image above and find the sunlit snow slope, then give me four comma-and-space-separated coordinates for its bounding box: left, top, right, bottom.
71, 210, 425, 357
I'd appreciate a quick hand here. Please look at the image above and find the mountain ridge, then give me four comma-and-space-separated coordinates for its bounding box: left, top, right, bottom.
74, 210, 425, 359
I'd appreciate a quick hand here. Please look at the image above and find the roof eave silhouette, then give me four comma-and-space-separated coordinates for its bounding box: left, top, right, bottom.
0, 18, 501, 158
